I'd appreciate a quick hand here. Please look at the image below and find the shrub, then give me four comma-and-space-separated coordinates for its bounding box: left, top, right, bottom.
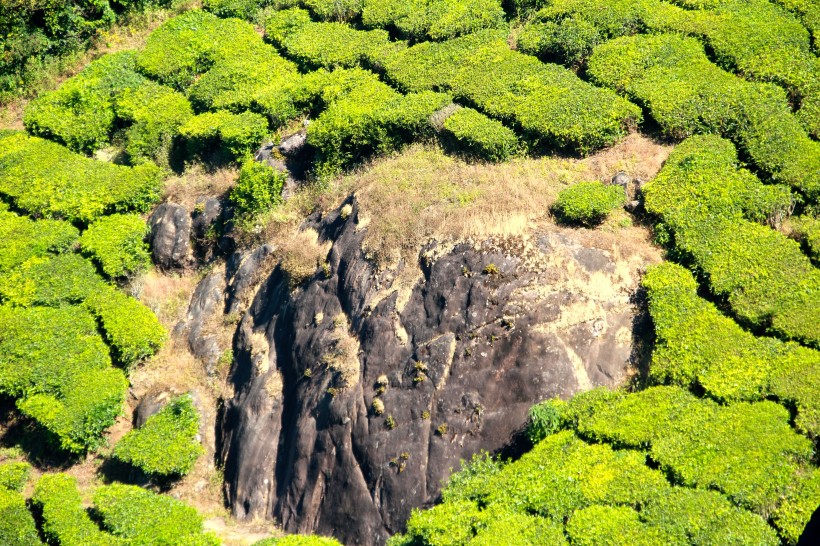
203, 0, 269, 19
0, 210, 78, 273
80, 214, 151, 279
0, 132, 163, 223
587, 33, 820, 201
440, 107, 519, 162
93, 483, 219, 544
252, 536, 344, 545
32, 474, 119, 546
773, 469, 820, 545
113, 394, 204, 478
84, 285, 166, 368
0, 488, 42, 546
566, 505, 676, 546
0, 462, 30, 492
552, 181, 624, 226
179, 110, 270, 161
360, 0, 506, 41
230, 157, 286, 224
441, 451, 506, 504
0, 254, 104, 307
526, 398, 564, 444
791, 216, 820, 262
22, 52, 146, 153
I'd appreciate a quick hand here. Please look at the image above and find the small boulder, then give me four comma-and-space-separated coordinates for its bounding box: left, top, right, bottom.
133, 391, 171, 428
624, 200, 641, 214
149, 203, 192, 270
611, 171, 630, 189
193, 198, 222, 239
279, 130, 307, 157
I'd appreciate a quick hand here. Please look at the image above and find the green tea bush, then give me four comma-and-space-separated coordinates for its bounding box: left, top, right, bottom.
644, 135, 820, 347
525, 398, 564, 444
0, 462, 30, 492
441, 452, 505, 504
253, 535, 344, 545
566, 505, 676, 546
382, 31, 641, 154
773, 469, 820, 545
792, 216, 820, 262
642, 262, 820, 438
94, 483, 219, 544
180, 111, 270, 161
552, 181, 625, 226
587, 33, 820, 201
0, 132, 162, 223
33, 474, 120, 546
23, 52, 146, 153
0, 488, 42, 546
0, 254, 104, 307
0, 210, 78, 273
204, 0, 270, 19
85, 285, 166, 368
113, 394, 204, 478
230, 157, 286, 224
440, 107, 519, 162
80, 214, 150, 279
361, 0, 506, 41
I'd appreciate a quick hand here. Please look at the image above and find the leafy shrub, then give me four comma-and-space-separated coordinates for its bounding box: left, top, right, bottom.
80, 214, 151, 279
32, 474, 119, 546
0, 132, 162, 223
587, 33, 820, 201
791, 216, 820, 262
0, 463, 30, 492
382, 31, 641, 154
0, 488, 42, 546
0, 254, 104, 307
642, 262, 820, 438
441, 451, 505, 504
566, 505, 676, 546
84, 285, 166, 368
180, 111, 270, 161
552, 181, 624, 226
230, 157, 286, 224
360, 0, 506, 41
644, 135, 820, 347
773, 469, 820, 545
252, 535, 344, 545
441, 107, 519, 162
113, 394, 203, 478
526, 398, 564, 444
0, 210, 78, 273
204, 0, 270, 19
94, 483, 219, 544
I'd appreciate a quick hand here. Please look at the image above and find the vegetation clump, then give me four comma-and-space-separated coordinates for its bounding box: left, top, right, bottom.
552, 181, 624, 226
230, 157, 286, 227
441, 107, 519, 162
80, 214, 151, 279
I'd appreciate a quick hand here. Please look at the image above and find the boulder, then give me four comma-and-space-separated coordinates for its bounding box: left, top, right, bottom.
149, 203, 192, 270
133, 391, 171, 428
278, 130, 307, 158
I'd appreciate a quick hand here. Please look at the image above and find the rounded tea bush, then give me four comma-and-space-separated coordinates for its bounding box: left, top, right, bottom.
552, 181, 625, 226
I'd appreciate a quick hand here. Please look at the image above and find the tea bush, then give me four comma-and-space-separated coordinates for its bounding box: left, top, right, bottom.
85, 285, 166, 368
0, 210, 78, 273
360, 0, 506, 41
0, 132, 162, 223
773, 470, 820, 544
33, 474, 121, 546
440, 107, 519, 162
180, 110, 270, 161
113, 394, 204, 478
0, 254, 104, 308
792, 216, 820, 262
552, 181, 624, 226
79, 214, 151, 279
566, 505, 676, 546
383, 31, 641, 154
642, 261, 820, 438
0, 462, 30, 493
644, 135, 820, 347
0, 487, 42, 546
587, 33, 820, 201
94, 483, 219, 544
253, 535, 344, 545
230, 157, 287, 224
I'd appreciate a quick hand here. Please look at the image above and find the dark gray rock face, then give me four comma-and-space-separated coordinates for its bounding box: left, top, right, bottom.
279, 130, 307, 158
149, 203, 192, 270
217, 201, 652, 545
133, 391, 170, 428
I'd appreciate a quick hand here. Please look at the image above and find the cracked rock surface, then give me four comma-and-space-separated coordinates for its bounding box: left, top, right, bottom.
217, 200, 658, 545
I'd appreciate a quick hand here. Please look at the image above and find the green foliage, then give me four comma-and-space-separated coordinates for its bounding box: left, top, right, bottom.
0, 462, 30, 492
0, 210, 78, 273
230, 157, 286, 224
180, 110, 270, 161
441, 451, 505, 504
93, 483, 219, 544
383, 31, 641, 154
644, 135, 820, 347
441, 107, 519, 162
587, 33, 820, 201
0, 254, 104, 307
525, 398, 564, 444
0, 488, 42, 546
552, 181, 624, 226
80, 213, 151, 279
773, 469, 820, 545
85, 284, 166, 368
0, 132, 162, 223
113, 394, 204, 478
33, 474, 119, 546
0, 305, 127, 452
252, 535, 344, 546
792, 215, 820, 262
204, 0, 270, 19
360, 0, 506, 41
566, 505, 677, 546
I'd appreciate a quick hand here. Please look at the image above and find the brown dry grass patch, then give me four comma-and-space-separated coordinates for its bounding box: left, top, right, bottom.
163, 164, 239, 209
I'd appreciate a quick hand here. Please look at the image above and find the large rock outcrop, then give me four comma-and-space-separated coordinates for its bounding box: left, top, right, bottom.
217, 200, 658, 545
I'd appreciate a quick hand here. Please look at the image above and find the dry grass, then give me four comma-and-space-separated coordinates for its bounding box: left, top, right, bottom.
135, 269, 200, 329
278, 228, 333, 287
163, 164, 239, 209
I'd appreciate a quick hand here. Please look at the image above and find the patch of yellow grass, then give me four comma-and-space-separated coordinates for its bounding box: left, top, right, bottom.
163, 164, 239, 208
